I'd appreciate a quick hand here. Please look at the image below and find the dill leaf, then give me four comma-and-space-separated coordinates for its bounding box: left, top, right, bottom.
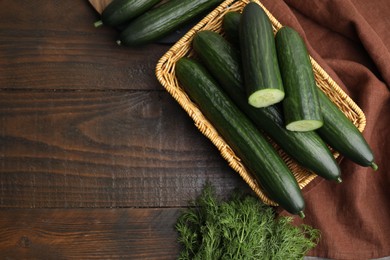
176, 183, 320, 260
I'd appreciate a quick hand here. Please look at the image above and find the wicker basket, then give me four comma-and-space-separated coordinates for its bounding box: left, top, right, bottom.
155, 0, 366, 206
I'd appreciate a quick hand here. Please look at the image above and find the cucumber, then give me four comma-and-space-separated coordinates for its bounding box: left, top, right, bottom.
118, 0, 223, 46
217, 11, 377, 171
95, 0, 160, 28
192, 30, 341, 182
275, 26, 323, 131
222, 11, 241, 47
175, 57, 305, 217
239, 2, 284, 108
317, 90, 378, 170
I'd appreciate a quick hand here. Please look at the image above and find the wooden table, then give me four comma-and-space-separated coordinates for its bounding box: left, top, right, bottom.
0, 1, 250, 258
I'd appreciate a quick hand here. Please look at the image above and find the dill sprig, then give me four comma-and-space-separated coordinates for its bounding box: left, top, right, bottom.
176, 184, 320, 260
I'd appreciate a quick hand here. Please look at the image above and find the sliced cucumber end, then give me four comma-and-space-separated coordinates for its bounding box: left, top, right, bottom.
286, 120, 323, 132
248, 89, 285, 108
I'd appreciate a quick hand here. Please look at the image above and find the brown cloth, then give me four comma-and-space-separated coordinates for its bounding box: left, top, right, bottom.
264, 0, 390, 259
88, 0, 389, 258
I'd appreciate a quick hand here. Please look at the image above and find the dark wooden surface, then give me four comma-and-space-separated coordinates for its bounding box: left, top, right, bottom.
0, 1, 249, 258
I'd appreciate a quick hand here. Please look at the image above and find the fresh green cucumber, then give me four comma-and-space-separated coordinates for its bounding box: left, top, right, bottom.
175, 57, 305, 217
275, 26, 323, 131
118, 0, 223, 46
317, 91, 378, 170
222, 11, 241, 47
192, 30, 341, 182
217, 11, 377, 170
239, 2, 284, 108
95, 0, 160, 28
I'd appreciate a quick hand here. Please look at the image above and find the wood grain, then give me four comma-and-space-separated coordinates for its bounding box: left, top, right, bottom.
0, 0, 250, 258
0, 208, 180, 259
0, 91, 247, 208
0, 0, 170, 91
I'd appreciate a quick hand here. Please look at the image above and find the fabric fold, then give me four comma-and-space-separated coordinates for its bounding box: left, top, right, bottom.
263, 0, 390, 259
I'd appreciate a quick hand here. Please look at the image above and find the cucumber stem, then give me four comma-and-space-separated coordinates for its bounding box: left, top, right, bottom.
371, 162, 378, 171
94, 20, 104, 28
298, 211, 305, 219
336, 177, 342, 183
116, 40, 122, 46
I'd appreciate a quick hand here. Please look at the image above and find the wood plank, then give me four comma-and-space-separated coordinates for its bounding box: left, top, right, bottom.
0, 0, 169, 90
0, 91, 249, 208
0, 208, 181, 259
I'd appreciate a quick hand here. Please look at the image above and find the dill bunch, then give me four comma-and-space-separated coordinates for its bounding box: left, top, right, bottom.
175, 184, 320, 260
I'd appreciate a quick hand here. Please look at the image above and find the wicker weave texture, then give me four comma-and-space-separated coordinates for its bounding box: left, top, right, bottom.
155, 0, 366, 205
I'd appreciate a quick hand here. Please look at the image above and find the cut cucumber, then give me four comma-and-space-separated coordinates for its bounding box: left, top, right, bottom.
192, 30, 342, 182
239, 2, 285, 108
286, 119, 323, 132
248, 89, 285, 109
275, 26, 323, 132
216, 10, 377, 171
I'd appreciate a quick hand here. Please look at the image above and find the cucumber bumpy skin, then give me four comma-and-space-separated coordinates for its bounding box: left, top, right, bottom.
317, 90, 378, 170
275, 26, 323, 132
223, 10, 377, 171
192, 30, 342, 183
222, 11, 241, 47
175, 57, 306, 217
239, 2, 285, 108
117, 0, 223, 46
95, 0, 160, 28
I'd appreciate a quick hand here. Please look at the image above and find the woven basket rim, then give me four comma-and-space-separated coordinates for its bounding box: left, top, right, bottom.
155, 0, 366, 206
